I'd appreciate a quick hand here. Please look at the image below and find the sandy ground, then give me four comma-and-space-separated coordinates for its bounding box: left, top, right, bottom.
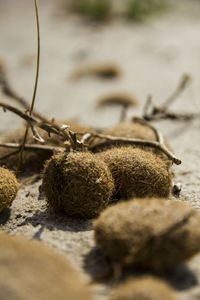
0, 0, 200, 299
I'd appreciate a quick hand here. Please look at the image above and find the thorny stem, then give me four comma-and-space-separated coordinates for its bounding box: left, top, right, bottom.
16, 0, 40, 177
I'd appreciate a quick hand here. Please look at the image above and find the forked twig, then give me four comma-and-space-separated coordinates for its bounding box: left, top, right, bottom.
143, 74, 199, 121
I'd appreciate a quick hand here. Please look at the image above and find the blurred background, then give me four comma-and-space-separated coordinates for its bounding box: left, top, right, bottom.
0, 0, 200, 133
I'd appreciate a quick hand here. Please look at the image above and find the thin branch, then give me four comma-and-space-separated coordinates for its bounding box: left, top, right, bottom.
0, 142, 64, 153
31, 125, 45, 143
162, 73, 191, 108
88, 132, 181, 165
132, 117, 163, 143
0, 101, 70, 140
142, 74, 199, 122
0, 62, 48, 123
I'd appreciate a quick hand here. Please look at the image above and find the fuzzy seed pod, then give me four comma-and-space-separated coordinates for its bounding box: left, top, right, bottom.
98, 146, 172, 199
97, 92, 138, 109
0, 121, 95, 172
0, 167, 18, 212
94, 198, 200, 271
110, 276, 177, 300
92, 122, 173, 166
69, 62, 122, 81
0, 233, 93, 300
42, 151, 114, 218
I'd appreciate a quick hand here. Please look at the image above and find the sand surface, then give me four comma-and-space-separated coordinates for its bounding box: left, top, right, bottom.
0, 0, 200, 299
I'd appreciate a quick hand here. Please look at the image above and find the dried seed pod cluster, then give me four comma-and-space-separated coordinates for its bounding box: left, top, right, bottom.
98, 146, 173, 199
0, 233, 93, 300
110, 276, 177, 300
42, 151, 114, 218
0, 167, 18, 212
0, 121, 95, 172
94, 198, 200, 271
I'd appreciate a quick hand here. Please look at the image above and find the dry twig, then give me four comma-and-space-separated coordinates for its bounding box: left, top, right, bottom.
85, 121, 181, 165
0, 102, 181, 164
142, 74, 199, 121
0, 61, 48, 123
0, 101, 70, 140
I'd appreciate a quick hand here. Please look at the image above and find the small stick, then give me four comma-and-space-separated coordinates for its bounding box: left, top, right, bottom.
132, 117, 163, 143
88, 132, 181, 165
0, 142, 64, 153
162, 74, 191, 108
0, 66, 48, 123
142, 74, 199, 121
0, 101, 70, 140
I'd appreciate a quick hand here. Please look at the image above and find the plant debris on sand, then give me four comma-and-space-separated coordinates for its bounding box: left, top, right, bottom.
0, 167, 18, 212
94, 198, 200, 271
110, 276, 177, 300
0, 232, 93, 300
42, 150, 114, 218
98, 146, 173, 199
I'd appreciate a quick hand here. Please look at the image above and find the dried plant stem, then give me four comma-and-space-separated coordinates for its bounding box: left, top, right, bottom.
87, 132, 181, 165
142, 74, 199, 121
0, 60, 48, 122
0, 101, 70, 140
0, 75, 48, 122
16, 0, 40, 176
162, 74, 191, 108
0, 142, 64, 153
120, 106, 127, 122
0, 105, 181, 164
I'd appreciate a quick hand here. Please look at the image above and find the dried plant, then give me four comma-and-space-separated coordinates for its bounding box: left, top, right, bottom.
0, 60, 48, 123
142, 74, 200, 121
0, 101, 181, 166
110, 276, 177, 300
0, 167, 18, 212
0, 233, 94, 300
69, 62, 122, 81
94, 198, 200, 272
96, 92, 138, 122
16, 0, 41, 176
42, 151, 114, 218
97, 146, 173, 199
